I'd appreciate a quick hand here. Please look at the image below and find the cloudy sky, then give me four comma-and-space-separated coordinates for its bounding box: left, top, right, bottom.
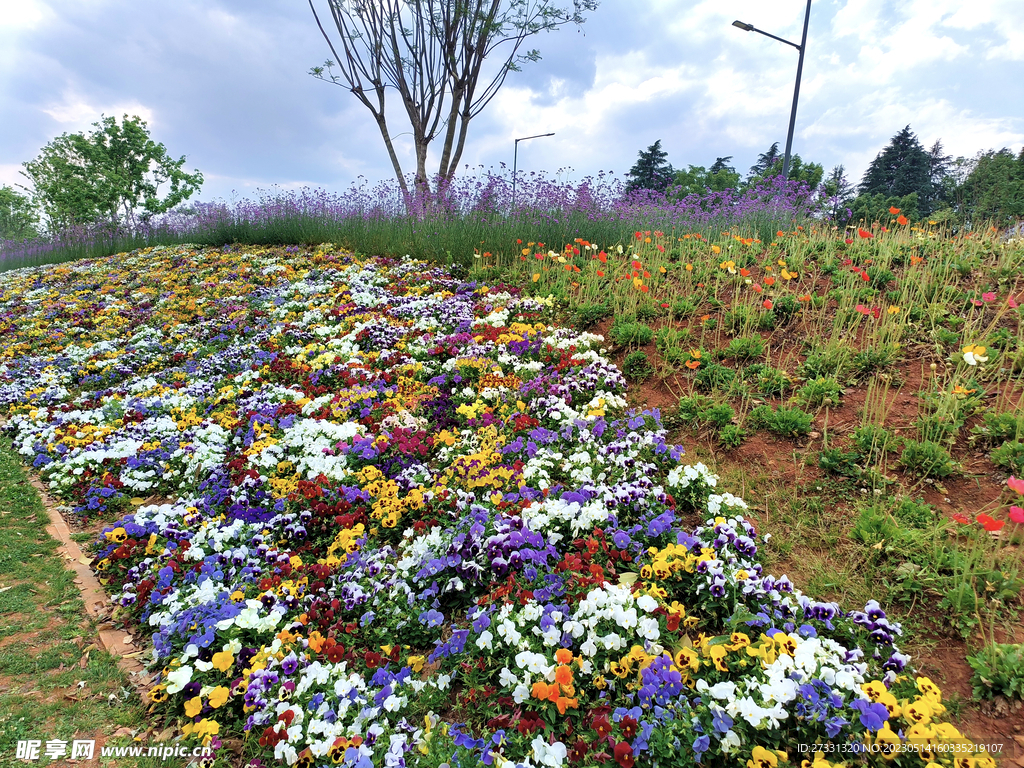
2, 0, 1023, 206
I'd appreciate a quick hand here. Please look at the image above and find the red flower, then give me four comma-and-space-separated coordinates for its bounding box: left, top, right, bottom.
844, 238, 854, 244
364, 651, 382, 668
976, 514, 1005, 532
517, 711, 546, 735
870, 306, 880, 319
858, 228, 873, 239
326, 644, 345, 663
666, 613, 680, 632
952, 512, 971, 525
762, 300, 773, 310
889, 206, 901, 215
1009, 506, 1024, 524
619, 715, 638, 739
897, 215, 908, 225
569, 741, 589, 764
592, 715, 612, 738
861, 272, 871, 282
614, 741, 635, 768
632, 260, 642, 270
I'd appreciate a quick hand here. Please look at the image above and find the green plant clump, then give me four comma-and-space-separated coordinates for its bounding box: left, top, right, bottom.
899, 439, 957, 478
793, 376, 843, 408
574, 302, 611, 330
622, 350, 655, 382
718, 424, 745, 449
722, 335, 765, 360
610, 319, 654, 347
967, 643, 1024, 701
990, 440, 1024, 474
749, 404, 814, 437
850, 424, 899, 464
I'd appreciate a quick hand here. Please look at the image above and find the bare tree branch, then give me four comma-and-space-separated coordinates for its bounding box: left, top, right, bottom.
308, 0, 597, 201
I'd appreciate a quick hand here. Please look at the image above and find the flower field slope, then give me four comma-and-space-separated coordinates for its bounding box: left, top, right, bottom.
0, 244, 994, 768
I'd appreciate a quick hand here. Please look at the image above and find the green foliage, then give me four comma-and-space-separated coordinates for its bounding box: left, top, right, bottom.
670, 159, 741, 198
574, 302, 611, 330
858, 125, 933, 213
800, 343, 854, 380
718, 424, 745, 449
970, 410, 1023, 447
850, 424, 899, 463
669, 296, 701, 319
625, 140, 674, 194
610, 319, 653, 347
634, 301, 663, 321
749, 404, 814, 437
742, 363, 791, 396
693, 361, 736, 392
961, 147, 1024, 226
0, 186, 39, 241
677, 394, 713, 424
793, 376, 843, 408
703, 403, 736, 428
892, 497, 937, 528
622, 350, 654, 382
851, 345, 900, 376
990, 441, 1024, 474
817, 448, 861, 477
21, 114, 203, 233
899, 439, 956, 478
967, 643, 1024, 701
722, 335, 764, 361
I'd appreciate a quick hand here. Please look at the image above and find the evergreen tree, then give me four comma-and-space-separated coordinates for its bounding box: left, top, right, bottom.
926, 140, 953, 208
858, 126, 932, 209
709, 156, 735, 175
748, 143, 782, 179
625, 140, 675, 194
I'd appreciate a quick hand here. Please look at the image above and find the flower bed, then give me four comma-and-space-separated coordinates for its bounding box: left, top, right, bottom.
0, 244, 990, 767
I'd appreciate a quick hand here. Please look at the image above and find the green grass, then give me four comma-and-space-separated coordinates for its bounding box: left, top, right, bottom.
0, 438, 162, 768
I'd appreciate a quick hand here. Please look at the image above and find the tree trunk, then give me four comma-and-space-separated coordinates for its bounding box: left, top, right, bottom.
374, 113, 410, 200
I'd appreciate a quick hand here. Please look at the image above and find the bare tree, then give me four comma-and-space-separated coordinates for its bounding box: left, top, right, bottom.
308, 0, 597, 202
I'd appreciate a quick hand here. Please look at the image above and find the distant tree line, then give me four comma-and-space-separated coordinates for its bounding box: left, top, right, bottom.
624, 127, 1024, 229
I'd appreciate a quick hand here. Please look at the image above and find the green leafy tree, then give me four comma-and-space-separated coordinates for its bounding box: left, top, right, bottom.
0, 185, 39, 241
746, 142, 823, 191
625, 139, 674, 194
858, 126, 932, 211
960, 148, 1024, 226
21, 114, 203, 233
818, 165, 856, 224
670, 158, 741, 198
848, 192, 920, 225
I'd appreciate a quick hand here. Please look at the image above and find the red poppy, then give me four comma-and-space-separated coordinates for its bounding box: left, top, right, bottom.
870, 306, 880, 319
952, 512, 971, 525
889, 206, 901, 215
844, 238, 854, 244
614, 741, 635, 768
897, 215, 908, 226
858, 229, 873, 239
976, 514, 1004, 532
763, 300, 773, 310
598, 251, 607, 263
632, 260, 642, 270
861, 272, 871, 282
1009, 506, 1024, 524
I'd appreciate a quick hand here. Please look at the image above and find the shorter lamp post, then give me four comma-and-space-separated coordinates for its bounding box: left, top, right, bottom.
512, 132, 555, 212
732, 0, 812, 180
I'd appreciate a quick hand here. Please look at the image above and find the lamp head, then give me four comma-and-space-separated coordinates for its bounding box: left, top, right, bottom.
732, 20, 754, 31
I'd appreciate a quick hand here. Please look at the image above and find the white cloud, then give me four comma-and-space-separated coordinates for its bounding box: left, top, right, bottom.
41, 90, 155, 128
0, 0, 54, 31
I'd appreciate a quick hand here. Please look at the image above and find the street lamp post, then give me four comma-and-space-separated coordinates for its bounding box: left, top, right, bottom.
512, 133, 555, 213
733, 0, 812, 180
